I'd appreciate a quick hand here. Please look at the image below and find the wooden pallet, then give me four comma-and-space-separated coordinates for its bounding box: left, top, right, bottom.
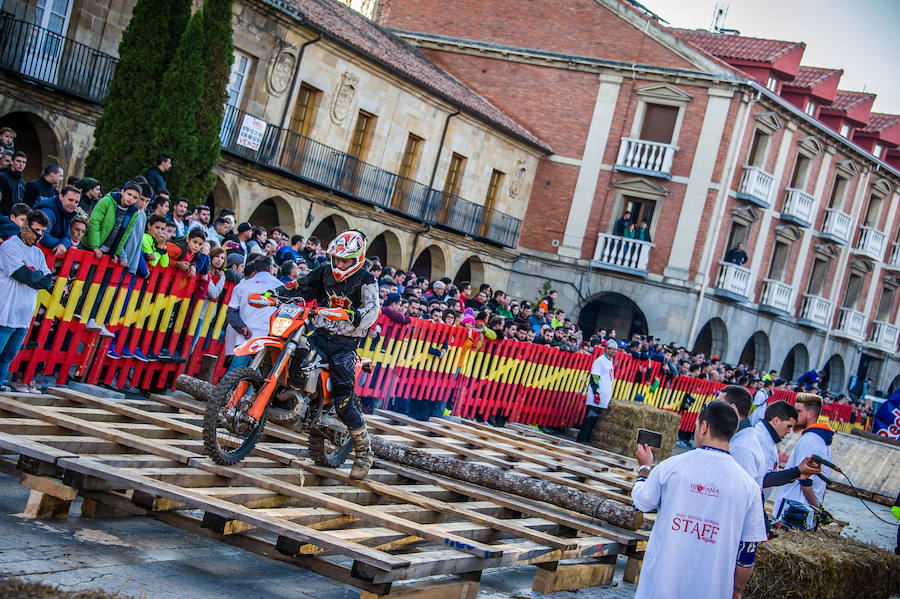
0, 389, 647, 597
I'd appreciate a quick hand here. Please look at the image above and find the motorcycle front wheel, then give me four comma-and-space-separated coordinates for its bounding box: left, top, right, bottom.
203, 367, 267, 465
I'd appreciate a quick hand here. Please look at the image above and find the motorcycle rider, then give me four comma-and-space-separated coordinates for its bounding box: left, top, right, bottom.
274, 229, 380, 480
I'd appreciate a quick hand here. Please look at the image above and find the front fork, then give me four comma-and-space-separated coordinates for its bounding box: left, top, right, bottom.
247, 328, 310, 421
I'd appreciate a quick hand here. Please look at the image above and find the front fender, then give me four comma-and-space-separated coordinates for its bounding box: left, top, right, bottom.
234, 336, 284, 356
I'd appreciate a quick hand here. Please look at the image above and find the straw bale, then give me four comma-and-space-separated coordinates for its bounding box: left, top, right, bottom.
589, 399, 680, 460
745, 528, 900, 599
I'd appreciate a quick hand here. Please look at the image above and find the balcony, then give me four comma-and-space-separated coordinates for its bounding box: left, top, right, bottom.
759, 279, 795, 315
615, 138, 676, 179
887, 242, 900, 269
834, 307, 866, 341
855, 226, 887, 261
218, 105, 522, 247
591, 233, 653, 276
715, 262, 752, 301
736, 165, 775, 208
0, 12, 117, 104
798, 294, 832, 330
869, 320, 899, 353
820, 209, 852, 245
780, 188, 815, 227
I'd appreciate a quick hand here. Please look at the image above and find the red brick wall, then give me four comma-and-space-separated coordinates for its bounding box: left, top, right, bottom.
379, 0, 697, 70
520, 160, 579, 252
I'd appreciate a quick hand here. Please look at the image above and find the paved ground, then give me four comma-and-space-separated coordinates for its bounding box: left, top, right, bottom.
0, 467, 896, 599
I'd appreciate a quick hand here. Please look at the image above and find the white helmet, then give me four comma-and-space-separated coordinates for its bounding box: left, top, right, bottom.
326, 229, 366, 282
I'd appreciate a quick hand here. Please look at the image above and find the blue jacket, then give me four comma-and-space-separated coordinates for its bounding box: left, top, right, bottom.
0, 216, 20, 240
35, 196, 73, 249
145, 166, 167, 196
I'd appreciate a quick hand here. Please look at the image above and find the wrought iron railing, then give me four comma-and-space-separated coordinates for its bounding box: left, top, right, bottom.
0, 12, 117, 103
219, 104, 522, 247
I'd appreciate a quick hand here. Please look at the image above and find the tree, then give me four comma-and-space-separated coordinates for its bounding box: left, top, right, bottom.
85, 0, 190, 190
150, 10, 206, 200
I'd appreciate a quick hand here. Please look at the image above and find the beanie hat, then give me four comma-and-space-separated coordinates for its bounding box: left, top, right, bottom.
75, 177, 100, 192
237, 222, 252, 234
460, 313, 476, 326
384, 292, 401, 307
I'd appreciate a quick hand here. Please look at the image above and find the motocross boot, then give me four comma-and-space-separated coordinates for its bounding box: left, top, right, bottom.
348, 424, 375, 480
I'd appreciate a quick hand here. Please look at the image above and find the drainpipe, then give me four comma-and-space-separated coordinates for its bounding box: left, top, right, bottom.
407, 224, 431, 272
686, 90, 756, 348
278, 31, 323, 131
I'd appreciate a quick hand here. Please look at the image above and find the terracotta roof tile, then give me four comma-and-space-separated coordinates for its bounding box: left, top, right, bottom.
671, 28, 804, 64
859, 113, 900, 134
278, 0, 551, 153
822, 90, 877, 114
785, 66, 842, 90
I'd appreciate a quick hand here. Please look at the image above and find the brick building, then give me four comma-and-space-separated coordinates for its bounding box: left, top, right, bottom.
377, 0, 900, 393
0, 0, 547, 289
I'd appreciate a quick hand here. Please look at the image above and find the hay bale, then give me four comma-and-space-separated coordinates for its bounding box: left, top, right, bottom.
746, 528, 900, 599
589, 399, 680, 460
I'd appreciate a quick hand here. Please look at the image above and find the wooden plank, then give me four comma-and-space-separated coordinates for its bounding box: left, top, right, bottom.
0, 430, 77, 464
20, 473, 77, 500
532, 556, 617, 593
361, 578, 479, 599
23, 489, 72, 519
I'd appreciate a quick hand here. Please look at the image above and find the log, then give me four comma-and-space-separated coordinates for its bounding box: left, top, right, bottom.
175, 376, 642, 530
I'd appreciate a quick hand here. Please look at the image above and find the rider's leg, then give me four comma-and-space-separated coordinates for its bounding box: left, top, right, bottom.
326, 335, 373, 480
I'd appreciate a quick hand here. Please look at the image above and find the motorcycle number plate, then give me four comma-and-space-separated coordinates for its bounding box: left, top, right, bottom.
277, 304, 303, 318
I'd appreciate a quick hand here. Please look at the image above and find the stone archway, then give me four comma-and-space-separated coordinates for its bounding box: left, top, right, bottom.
0, 111, 61, 181
739, 331, 771, 372
368, 230, 402, 268
822, 354, 846, 394
410, 245, 447, 279
248, 196, 295, 232
577, 292, 648, 339
207, 176, 235, 215
888, 374, 900, 396
310, 213, 350, 247
780, 343, 809, 383
453, 256, 486, 287
693, 317, 728, 359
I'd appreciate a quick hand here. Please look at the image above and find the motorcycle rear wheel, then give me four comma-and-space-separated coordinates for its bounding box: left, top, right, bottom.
308, 428, 353, 468
203, 367, 267, 465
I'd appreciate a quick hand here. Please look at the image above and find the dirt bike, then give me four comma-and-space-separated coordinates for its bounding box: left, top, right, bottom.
202, 293, 366, 467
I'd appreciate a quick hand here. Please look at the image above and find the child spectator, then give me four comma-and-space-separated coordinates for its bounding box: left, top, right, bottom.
0, 127, 15, 152
142, 214, 170, 267
0, 202, 30, 240
0, 211, 52, 392
69, 217, 87, 249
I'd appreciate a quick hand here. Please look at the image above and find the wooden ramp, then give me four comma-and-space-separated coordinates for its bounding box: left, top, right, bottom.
0, 389, 647, 597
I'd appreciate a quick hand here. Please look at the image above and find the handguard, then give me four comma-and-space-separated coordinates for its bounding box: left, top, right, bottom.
318, 308, 350, 322
248, 292, 276, 308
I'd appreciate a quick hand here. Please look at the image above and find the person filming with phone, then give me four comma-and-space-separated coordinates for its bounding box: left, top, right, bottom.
632, 400, 767, 599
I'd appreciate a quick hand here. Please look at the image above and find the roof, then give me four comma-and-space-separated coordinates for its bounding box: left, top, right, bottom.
821, 90, 877, 115
670, 29, 804, 64
785, 66, 842, 90
276, 0, 551, 153
858, 113, 900, 134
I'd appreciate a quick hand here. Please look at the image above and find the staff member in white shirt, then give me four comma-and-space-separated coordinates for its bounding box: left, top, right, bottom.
576, 339, 617, 444
773, 394, 833, 527
749, 378, 774, 425
633, 400, 767, 599
224, 255, 282, 372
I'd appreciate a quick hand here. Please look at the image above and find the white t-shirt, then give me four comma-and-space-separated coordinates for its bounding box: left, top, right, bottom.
227, 272, 282, 345
729, 425, 766, 490
632, 447, 767, 599
773, 426, 832, 525
753, 421, 780, 501
750, 389, 769, 425
586, 353, 614, 409
0, 236, 51, 329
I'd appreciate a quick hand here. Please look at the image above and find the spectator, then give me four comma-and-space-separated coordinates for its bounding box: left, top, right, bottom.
381, 292, 411, 324
750, 379, 774, 426
167, 227, 208, 278
225, 253, 244, 283
142, 214, 170, 267
248, 226, 267, 257
299, 236, 320, 269
0, 202, 29, 240
120, 183, 153, 277
0, 151, 27, 213
276, 234, 303, 264
75, 177, 102, 216
465, 288, 488, 311
577, 339, 617, 443
225, 222, 253, 263
532, 325, 553, 345
635, 219, 652, 242
146, 154, 171, 196
632, 400, 766, 599
169, 197, 189, 237
149, 196, 170, 218
270, 226, 285, 248
0, 149, 12, 171
85, 182, 140, 263
207, 217, 231, 246
206, 247, 227, 300
279, 260, 299, 284
612, 210, 631, 237
36, 184, 78, 256
0, 126, 15, 152
724, 242, 748, 266
225, 255, 281, 372
0, 210, 53, 392
69, 216, 87, 250
538, 289, 557, 313
457, 280, 472, 303
623, 221, 636, 238
24, 163, 63, 208
188, 205, 211, 231
797, 368, 822, 390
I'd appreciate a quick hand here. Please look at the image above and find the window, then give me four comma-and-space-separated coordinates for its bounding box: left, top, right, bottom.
392, 133, 423, 209
639, 103, 679, 144
480, 169, 504, 237
807, 258, 828, 296
226, 52, 251, 108
348, 111, 375, 159
726, 222, 749, 253
766, 76, 778, 92
767, 241, 791, 281
290, 84, 320, 138
842, 273, 863, 309
623, 196, 656, 229
873, 144, 884, 159
789, 154, 812, 189
876, 287, 896, 321
864, 192, 883, 227
840, 123, 851, 137
442, 153, 466, 198
747, 129, 770, 168
828, 175, 848, 209
804, 100, 817, 117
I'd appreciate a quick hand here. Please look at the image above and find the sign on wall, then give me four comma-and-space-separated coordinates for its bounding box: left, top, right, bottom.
236, 114, 266, 151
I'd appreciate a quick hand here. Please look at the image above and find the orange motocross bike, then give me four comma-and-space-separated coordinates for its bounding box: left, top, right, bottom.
202, 294, 365, 467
